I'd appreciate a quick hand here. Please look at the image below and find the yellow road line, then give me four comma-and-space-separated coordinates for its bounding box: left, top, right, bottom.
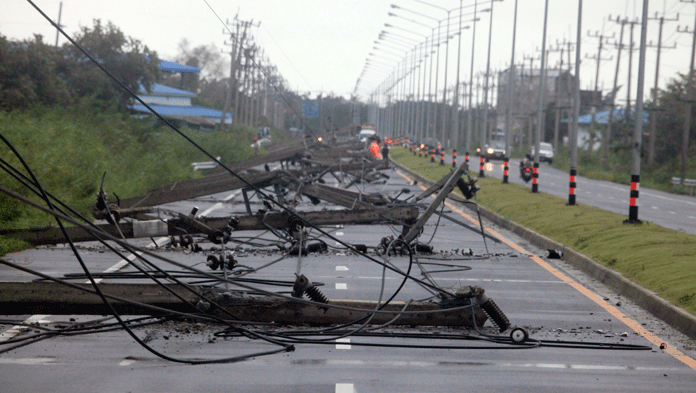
396, 168, 696, 371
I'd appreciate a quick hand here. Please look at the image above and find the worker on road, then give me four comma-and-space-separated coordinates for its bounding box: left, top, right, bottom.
369, 139, 380, 159
381, 141, 389, 160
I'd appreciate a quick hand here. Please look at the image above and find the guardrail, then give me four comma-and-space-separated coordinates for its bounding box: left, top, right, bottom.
672, 177, 696, 196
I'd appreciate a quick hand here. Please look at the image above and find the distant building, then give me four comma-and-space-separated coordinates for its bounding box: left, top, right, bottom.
561, 109, 649, 151
130, 60, 231, 127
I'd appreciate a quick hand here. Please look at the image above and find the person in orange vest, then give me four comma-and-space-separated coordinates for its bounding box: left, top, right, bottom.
369, 139, 380, 159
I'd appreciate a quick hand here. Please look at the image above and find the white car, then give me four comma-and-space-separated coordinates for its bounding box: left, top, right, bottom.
530, 142, 555, 164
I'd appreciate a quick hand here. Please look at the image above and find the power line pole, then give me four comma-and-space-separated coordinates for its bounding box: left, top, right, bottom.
547, 42, 572, 152
54, 2, 63, 47
625, 18, 642, 123
587, 31, 614, 92
533, 0, 550, 193
586, 30, 614, 150
626, 0, 650, 224
605, 16, 629, 161
646, 11, 679, 164
570, 0, 583, 206
678, 0, 696, 178
504, 0, 519, 184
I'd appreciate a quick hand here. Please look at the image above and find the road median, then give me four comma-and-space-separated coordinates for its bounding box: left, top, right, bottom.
390, 147, 696, 340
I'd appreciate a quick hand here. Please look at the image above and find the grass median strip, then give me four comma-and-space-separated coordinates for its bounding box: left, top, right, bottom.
391, 147, 696, 316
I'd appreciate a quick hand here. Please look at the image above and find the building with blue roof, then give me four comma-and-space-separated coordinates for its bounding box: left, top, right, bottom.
560, 109, 649, 151
129, 60, 232, 127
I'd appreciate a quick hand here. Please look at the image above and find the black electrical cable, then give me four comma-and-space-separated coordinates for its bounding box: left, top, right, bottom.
1, 134, 296, 363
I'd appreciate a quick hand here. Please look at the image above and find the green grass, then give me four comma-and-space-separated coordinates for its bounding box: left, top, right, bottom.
0, 106, 266, 255
392, 147, 696, 315
549, 145, 696, 194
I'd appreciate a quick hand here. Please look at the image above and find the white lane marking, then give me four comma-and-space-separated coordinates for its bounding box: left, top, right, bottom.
336, 232, 344, 236
690, 216, 696, 219
119, 359, 136, 366
669, 211, 676, 215
91, 236, 170, 284
199, 190, 242, 217
651, 206, 659, 210
336, 338, 352, 350
588, 180, 696, 207
0, 357, 57, 365
336, 383, 354, 393
0, 315, 50, 343
335, 283, 348, 290
322, 359, 680, 372
336, 266, 349, 272
317, 276, 563, 284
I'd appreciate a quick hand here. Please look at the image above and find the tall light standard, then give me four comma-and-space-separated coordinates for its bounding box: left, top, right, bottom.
466, 4, 491, 166
369, 44, 408, 137
387, 12, 436, 144
390, 7, 441, 144
382, 25, 426, 141
504, 0, 519, 184
533, 0, 550, 193
480, 0, 503, 177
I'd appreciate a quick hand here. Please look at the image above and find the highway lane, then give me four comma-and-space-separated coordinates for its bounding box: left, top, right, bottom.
1, 163, 695, 392
452, 154, 696, 234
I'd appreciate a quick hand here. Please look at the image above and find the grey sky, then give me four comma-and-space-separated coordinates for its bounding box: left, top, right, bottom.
2, 0, 695, 103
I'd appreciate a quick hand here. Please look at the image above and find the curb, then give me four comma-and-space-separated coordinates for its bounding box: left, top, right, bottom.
391, 159, 696, 341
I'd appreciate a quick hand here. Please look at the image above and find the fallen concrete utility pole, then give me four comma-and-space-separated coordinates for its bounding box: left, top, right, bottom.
291, 183, 391, 210
4, 206, 420, 245
403, 162, 472, 244
114, 160, 388, 210
0, 282, 488, 327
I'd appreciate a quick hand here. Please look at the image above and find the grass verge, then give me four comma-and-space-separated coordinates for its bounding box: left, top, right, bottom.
0, 106, 266, 256
391, 147, 696, 316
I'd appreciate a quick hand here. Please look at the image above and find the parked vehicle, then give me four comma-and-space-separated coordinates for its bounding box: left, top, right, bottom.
358, 128, 377, 142
530, 142, 555, 164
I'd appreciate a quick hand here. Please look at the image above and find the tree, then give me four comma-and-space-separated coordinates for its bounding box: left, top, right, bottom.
654, 73, 695, 165
61, 19, 160, 108
0, 34, 71, 111
175, 39, 226, 83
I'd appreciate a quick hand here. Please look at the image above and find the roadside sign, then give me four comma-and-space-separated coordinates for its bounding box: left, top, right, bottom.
303, 101, 318, 118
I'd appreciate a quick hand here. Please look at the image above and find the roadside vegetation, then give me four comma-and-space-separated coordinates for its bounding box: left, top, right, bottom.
0, 106, 262, 256
547, 145, 696, 194
391, 147, 696, 316
0, 21, 279, 256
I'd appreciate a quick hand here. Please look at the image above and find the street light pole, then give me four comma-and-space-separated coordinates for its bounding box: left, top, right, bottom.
480, 1, 498, 177
627, 0, 650, 223
466, 3, 480, 166
532, 0, 550, 193
453, 0, 465, 151
504, 0, 519, 184
570, 0, 583, 205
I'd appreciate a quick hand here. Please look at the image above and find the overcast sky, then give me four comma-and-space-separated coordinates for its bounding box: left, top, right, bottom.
3, 0, 695, 104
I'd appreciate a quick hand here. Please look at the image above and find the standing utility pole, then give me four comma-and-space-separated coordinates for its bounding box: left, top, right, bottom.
504, 0, 520, 184
569, 0, 583, 206
678, 0, 696, 178
465, 2, 479, 165
54, 2, 63, 47
586, 30, 614, 143
480, 1, 497, 177
626, 0, 650, 224
533, 0, 550, 193
646, 12, 678, 164
605, 16, 628, 160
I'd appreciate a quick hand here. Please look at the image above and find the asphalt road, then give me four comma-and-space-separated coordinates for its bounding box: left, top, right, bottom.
455, 155, 696, 235
1, 163, 695, 392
